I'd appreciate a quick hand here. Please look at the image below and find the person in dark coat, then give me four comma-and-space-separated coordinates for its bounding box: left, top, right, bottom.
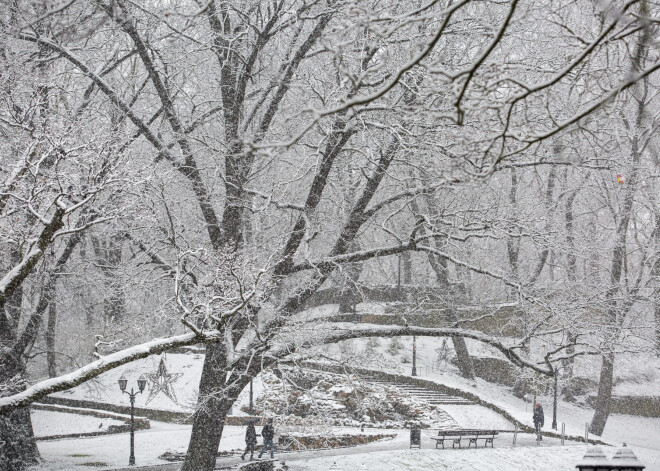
533, 403, 544, 440
258, 418, 275, 459
241, 422, 257, 460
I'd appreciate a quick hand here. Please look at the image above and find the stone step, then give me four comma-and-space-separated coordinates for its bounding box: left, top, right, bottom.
364, 380, 473, 405
429, 399, 473, 404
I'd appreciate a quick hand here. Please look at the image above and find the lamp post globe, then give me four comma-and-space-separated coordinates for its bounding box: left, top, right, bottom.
137, 374, 147, 393
118, 375, 127, 392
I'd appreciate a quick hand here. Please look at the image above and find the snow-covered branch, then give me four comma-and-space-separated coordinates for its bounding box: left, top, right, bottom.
0, 331, 219, 413
0, 206, 65, 309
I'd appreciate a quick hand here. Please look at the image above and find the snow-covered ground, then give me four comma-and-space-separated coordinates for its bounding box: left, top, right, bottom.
31, 410, 125, 438
438, 404, 512, 430
34, 421, 224, 470
32, 421, 660, 471
32, 424, 396, 470
30, 304, 659, 470
284, 444, 636, 471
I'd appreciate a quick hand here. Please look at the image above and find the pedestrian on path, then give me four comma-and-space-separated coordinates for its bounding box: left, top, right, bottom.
533, 403, 544, 440
258, 418, 275, 459
241, 421, 258, 460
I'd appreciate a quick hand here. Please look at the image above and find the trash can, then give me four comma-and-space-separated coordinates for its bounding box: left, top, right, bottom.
410, 428, 421, 449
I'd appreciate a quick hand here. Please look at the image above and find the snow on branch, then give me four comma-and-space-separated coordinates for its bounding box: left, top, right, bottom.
284, 240, 521, 294
17, 33, 170, 158
254, 0, 471, 150
288, 325, 577, 376
0, 206, 65, 309
1, 320, 583, 413
0, 330, 220, 413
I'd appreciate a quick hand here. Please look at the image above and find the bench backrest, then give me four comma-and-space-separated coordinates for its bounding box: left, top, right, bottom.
438, 430, 499, 437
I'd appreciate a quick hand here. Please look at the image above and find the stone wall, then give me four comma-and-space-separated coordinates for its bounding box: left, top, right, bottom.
470, 357, 519, 387
586, 395, 660, 417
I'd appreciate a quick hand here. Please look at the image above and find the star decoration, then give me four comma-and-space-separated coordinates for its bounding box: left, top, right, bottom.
435, 339, 453, 368
145, 357, 183, 405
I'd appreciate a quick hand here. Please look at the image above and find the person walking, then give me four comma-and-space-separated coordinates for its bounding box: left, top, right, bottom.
258, 418, 275, 459
533, 402, 545, 441
241, 421, 258, 460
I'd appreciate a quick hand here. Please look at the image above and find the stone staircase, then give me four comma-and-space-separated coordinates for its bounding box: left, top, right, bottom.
283, 362, 475, 406
362, 376, 473, 405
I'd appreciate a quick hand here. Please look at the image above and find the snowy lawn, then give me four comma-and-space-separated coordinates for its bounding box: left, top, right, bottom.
31, 421, 660, 471
32, 424, 396, 470
287, 446, 605, 471
437, 404, 512, 430
31, 420, 658, 471
33, 421, 223, 470
31, 410, 125, 438
284, 430, 660, 471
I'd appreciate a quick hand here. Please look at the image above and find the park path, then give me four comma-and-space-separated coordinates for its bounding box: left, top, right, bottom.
111, 430, 576, 471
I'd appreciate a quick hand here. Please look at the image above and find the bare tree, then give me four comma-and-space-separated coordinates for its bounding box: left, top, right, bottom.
1, 1, 659, 470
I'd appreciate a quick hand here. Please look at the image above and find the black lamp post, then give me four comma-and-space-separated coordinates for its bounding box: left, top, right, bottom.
249, 378, 254, 414
118, 374, 147, 466
411, 335, 417, 376
397, 253, 401, 298
552, 368, 558, 430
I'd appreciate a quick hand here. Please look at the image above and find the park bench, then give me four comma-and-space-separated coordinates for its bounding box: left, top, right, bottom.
432, 429, 498, 449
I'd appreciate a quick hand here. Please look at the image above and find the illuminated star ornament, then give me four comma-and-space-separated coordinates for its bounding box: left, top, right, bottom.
617, 174, 625, 184
145, 357, 183, 405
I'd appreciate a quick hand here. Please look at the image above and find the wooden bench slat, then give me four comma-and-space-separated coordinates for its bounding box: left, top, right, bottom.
432, 429, 498, 449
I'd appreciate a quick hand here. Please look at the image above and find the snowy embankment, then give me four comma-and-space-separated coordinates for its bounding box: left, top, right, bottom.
31, 410, 125, 438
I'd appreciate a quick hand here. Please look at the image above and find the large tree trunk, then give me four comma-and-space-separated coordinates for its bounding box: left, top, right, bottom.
339, 240, 363, 313
181, 344, 231, 471
0, 247, 40, 470
0, 407, 40, 471
415, 192, 475, 380
46, 301, 57, 378
181, 342, 256, 471
426, 252, 474, 379
562, 177, 579, 377
1, 231, 84, 469
0, 356, 40, 471
451, 328, 475, 380
401, 250, 412, 285
591, 16, 650, 432
448, 323, 475, 379
653, 209, 660, 356
590, 353, 614, 436
91, 235, 126, 323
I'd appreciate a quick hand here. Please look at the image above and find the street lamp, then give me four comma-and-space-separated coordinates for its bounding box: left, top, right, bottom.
552, 368, 558, 430
411, 335, 417, 376
118, 374, 147, 466
397, 252, 401, 298
249, 378, 253, 415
